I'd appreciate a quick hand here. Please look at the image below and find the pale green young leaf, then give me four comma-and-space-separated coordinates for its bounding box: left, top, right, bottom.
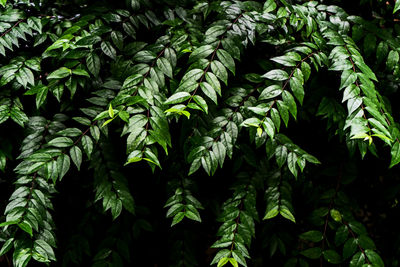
280, 207, 296, 223
217, 257, 230, 267
171, 212, 185, 226
394, 0, 400, 13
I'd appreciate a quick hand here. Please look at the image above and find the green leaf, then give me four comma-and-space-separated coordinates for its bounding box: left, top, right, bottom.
343, 238, 357, 259
144, 149, 161, 168
299, 230, 323, 242
348, 221, 367, 235
165, 92, 191, 104
72, 69, 90, 77
10, 107, 28, 127
275, 145, 288, 168
180, 68, 203, 86
264, 0, 277, 12
229, 258, 239, 267
156, 57, 173, 78
289, 76, 304, 104
48, 137, 73, 148
111, 198, 122, 220
205, 72, 221, 96
263, 205, 279, 220
394, 0, 400, 13
280, 207, 296, 223
287, 151, 298, 177
261, 70, 289, 81
86, 52, 100, 77
386, 50, 399, 71
18, 221, 33, 237
76, 35, 101, 46
217, 257, 230, 267
122, 74, 143, 89
57, 154, 70, 181
0, 0, 7, 7
34, 85, 48, 108
189, 45, 214, 63
301, 61, 311, 81
123, 22, 136, 38
16, 67, 34, 88
185, 207, 201, 222
171, 211, 185, 226
364, 250, 384, 267
300, 247, 322, 259
271, 55, 296, 67
354, 61, 377, 81
81, 135, 93, 158
329, 60, 352, 71
108, 104, 114, 118
27, 17, 42, 33
200, 82, 218, 104
212, 142, 226, 167
133, 50, 156, 62
47, 67, 71, 80
34, 239, 55, 261
211, 60, 228, 85
350, 252, 364, 267
118, 110, 129, 122
14, 248, 32, 267
0, 220, 19, 227
390, 141, 400, 168
217, 49, 235, 74
101, 41, 117, 60
193, 95, 208, 113
70, 146, 82, 171
231, 250, 247, 267
323, 250, 341, 264
282, 91, 297, 118
330, 209, 342, 222
0, 237, 14, 256
259, 85, 282, 100
111, 31, 123, 50
211, 250, 231, 265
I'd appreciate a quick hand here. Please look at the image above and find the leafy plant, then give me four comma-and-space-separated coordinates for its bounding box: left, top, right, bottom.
0, 0, 400, 266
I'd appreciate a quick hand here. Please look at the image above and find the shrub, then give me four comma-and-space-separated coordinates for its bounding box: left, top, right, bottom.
0, 0, 399, 266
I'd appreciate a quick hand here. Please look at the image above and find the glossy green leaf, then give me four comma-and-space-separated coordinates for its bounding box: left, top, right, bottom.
165, 92, 191, 104
47, 67, 71, 80
261, 70, 289, 81
70, 146, 82, 171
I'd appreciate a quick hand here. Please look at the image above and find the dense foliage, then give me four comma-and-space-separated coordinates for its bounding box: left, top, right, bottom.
1, 0, 400, 266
